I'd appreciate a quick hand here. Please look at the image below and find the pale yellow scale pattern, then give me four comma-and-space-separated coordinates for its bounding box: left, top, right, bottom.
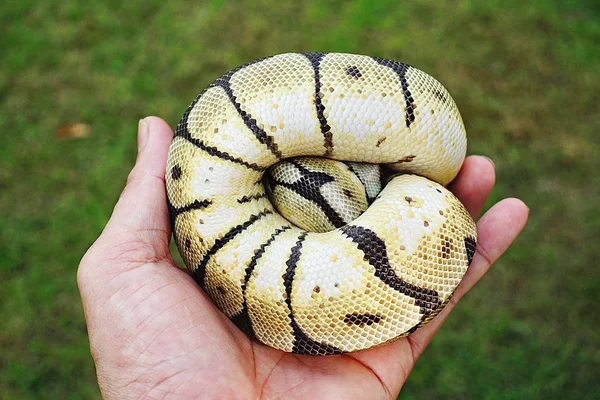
265, 157, 371, 233
166, 53, 477, 355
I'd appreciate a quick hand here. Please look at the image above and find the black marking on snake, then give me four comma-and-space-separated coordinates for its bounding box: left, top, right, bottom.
434, 89, 447, 103
346, 163, 373, 203
216, 286, 226, 296
343, 313, 382, 327
171, 165, 182, 180
185, 238, 191, 249
209, 59, 282, 159
267, 160, 346, 228
464, 236, 476, 266
231, 226, 292, 337
282, 232, 343, 355
302, 52, 333, 156
406, 324, 419, 335
193, 209, 272, 288
236, 193, 267, 204
167, 197, 211, 248
372, 57, 416, 128
172, 56, 274, 170
346, 65, 363, 78
397, 155, 416, 163
175, 121, 263, 171
441, 237, 452, 259
168, 199, 212, 221
229, 310, 254, 338
166, 198, 177, 233
174, 87, 203, 140
406, 313, 430, 335
341, 225, 441, 315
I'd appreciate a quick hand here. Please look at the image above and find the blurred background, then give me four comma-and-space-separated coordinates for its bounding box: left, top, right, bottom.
1, 0, 598, 398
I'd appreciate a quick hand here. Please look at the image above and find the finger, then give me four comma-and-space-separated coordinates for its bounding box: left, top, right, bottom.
449, 155, 496, 218
104, 117, 174, 238
406, 197, 529, 358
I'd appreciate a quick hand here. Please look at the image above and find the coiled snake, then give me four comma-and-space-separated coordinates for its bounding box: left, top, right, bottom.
166, 53, 477, 355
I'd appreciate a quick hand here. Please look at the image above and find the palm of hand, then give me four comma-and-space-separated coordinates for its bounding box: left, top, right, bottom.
78, 117, 528, 399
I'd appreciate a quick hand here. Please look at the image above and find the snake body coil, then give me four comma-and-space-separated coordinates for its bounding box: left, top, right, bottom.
166, 53, 477, 355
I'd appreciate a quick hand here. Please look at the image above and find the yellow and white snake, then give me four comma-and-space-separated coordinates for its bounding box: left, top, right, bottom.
166, 53, 477, 355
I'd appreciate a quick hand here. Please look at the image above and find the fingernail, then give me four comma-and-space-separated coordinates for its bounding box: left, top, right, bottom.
138, 118, 149, 151
482, 156, 495, 169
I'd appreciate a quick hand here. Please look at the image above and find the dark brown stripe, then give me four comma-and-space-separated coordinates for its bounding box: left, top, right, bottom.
209, 58, 282, 159
345, 163, 373, 203
169, 199, 212, 219
397, 155, 416, 163
372, 57, 416, 128
231, 225, 291, 336
282, 233, 343, 355
341, 225, 441, 315
193, 209, 272, 287
236, 193, 267, 204
302, 52, 333, 156
405, 313, 430, 335
176, 128, 263, 172
168, 199, 212, 233
434, 89, 447, 103
171, 165, 182, 180
283, 233, 307, 305
267, 160, 346, 228
345, 65, 363, 79
173, 60, 271, 171
174, 88, 204, 141
343, 313, 382, 327
464, 236, 476, 266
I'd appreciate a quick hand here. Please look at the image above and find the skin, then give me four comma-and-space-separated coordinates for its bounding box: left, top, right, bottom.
78, 116, 529, 399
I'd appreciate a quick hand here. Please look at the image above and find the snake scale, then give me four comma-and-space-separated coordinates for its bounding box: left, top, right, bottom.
166, 53, 477, 355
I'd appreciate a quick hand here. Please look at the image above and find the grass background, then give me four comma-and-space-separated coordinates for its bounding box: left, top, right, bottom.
1, 0, 598, 398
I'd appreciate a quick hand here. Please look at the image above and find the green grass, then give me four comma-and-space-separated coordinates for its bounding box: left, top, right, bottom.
1, 0, 599, 398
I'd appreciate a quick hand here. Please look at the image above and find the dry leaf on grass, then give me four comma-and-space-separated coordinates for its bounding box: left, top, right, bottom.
56, 123, 92, 139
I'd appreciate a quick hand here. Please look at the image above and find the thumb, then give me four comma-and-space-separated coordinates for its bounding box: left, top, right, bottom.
78, 116, 175, 308
102, 116, 174, 255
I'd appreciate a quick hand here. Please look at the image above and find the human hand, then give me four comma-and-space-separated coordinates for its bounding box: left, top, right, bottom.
78, 117, 528, 399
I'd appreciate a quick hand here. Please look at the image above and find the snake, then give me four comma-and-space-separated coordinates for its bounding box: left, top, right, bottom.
165, 53, 477, 355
